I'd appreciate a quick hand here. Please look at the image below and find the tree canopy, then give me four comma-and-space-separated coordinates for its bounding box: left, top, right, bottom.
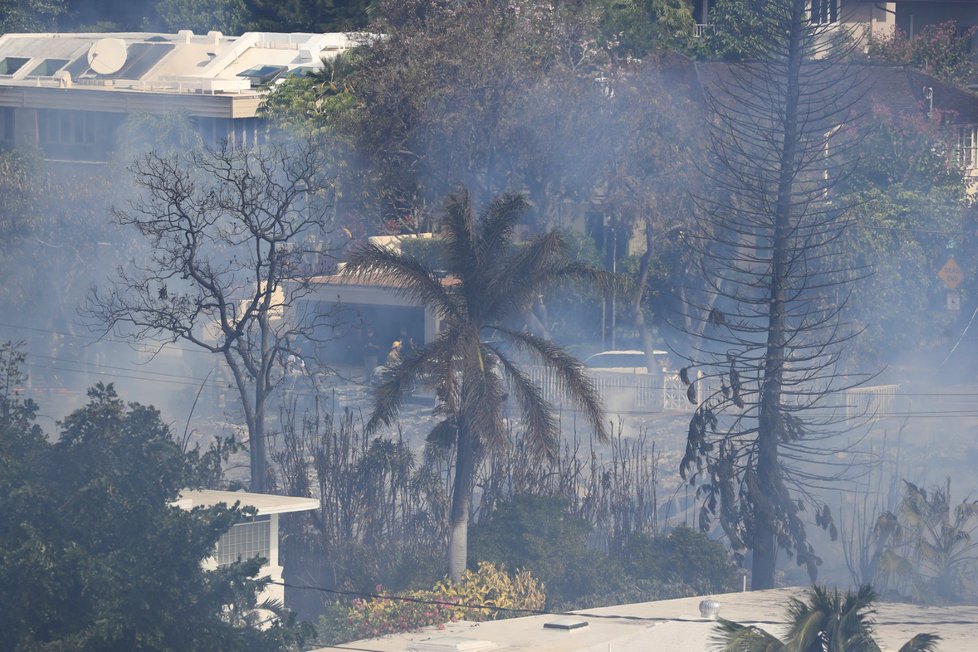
0, 343, 304, 650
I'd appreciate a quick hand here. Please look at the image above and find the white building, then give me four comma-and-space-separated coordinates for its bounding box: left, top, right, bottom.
175, 489, 319, 607
0, 30, 356, 161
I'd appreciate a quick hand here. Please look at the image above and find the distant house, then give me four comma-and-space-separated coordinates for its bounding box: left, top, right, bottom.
302, 234, 443, 368
890, 0, 978, 43
175, 489, 318, 607
690, 0, 897, 43
0, 30, 356, 162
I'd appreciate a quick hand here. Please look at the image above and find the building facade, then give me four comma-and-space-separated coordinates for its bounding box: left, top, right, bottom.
0, 30, 355, 162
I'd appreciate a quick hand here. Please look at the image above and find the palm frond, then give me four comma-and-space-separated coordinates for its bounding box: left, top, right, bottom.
366, 332, 459, 434
484, 230, 566, 311
440, 189, 479, 281
490, 326, 608, 442
710, 618, 785, 652
896, 633, 942, 652
343, 240, 459, 320
490, 347, 559, 460
477, 192, 528, 265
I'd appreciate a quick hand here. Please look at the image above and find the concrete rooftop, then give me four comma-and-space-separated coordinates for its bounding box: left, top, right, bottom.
312, 587, 978, 652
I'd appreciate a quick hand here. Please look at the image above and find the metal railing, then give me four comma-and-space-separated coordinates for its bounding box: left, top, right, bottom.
846, 384, 899, 421
520, 367, 901, 419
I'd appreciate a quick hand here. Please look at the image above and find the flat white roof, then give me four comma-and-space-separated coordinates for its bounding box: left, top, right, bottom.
0, 30, 359, 95
177, 489, 319, 515
310, 587, 978, 652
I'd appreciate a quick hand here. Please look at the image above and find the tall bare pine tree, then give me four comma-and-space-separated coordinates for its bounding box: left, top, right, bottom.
680, 0, 869, 589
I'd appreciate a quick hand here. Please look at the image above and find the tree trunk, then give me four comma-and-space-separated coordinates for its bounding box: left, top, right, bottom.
251, 398, 267, 494
752, 0, 805, 591
448, 427, 476, 581
633, 223, 658, 371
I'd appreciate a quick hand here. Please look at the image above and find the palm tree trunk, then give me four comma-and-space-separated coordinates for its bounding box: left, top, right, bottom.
448, 427, 476, 581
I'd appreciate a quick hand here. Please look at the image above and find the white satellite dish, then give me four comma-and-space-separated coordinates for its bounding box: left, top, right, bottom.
87, 38, 128, 75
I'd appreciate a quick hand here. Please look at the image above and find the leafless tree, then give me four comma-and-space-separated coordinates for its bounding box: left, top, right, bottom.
85, 139, 337, 492
678, 0, 871, 589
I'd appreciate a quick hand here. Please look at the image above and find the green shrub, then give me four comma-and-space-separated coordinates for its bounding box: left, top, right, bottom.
469, 495, 626, 608
470, 495, 740, 608
620, 526, 740, 595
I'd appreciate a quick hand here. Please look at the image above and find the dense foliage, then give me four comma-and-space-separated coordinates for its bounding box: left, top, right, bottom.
469, 494, 739, 608
0, 345, 305, 650
867, 21, 978, 88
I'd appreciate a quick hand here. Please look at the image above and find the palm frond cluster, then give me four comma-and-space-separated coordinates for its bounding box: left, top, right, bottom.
712, 585, 940, 652
343, 189, 614, 578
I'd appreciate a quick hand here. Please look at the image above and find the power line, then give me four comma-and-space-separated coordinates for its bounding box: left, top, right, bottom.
270, 580, 978, 635
269, 580, 777, 626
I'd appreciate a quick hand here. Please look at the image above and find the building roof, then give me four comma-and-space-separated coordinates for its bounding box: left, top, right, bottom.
310, 588, 978, 652
0, 30, 358, 117
176, 489, 319, 515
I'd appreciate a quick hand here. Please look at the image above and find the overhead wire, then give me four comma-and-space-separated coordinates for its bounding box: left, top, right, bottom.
265, 580, 978, 633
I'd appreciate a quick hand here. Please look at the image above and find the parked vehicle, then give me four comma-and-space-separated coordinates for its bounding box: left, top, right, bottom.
583, 350, 670, 374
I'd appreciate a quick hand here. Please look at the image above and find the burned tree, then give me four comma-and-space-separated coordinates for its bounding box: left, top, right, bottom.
86, 139, 336, 493
679, 0, 869, 589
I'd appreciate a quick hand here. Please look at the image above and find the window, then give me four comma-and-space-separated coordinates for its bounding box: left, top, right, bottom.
192, 117, 231, 148
692, 0, 715, 36
215, 516, 271, 566
960, 126, 978, 170
193, 116, 267, 149
39, 110, 97, 146
0, 57, 29, 75
231, 117, 267, 148
26, 58, 70, 76
0, 108, 12, 143
238, 64, 287, 88
810, 0, 838, 25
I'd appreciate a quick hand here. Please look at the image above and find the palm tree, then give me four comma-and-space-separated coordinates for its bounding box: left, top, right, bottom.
712, 585, 940, 652
343, 189, 612, 579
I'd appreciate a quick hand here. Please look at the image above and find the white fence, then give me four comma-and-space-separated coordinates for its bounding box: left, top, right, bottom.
846, 384, 899, 421
521, 367, 901, 418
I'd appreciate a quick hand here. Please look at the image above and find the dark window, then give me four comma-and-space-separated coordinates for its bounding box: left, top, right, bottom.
0, 108, 12, 142
238, 64, 288, 88
0, 57, 30, 75
39, 110, 97, 146
26, 59, 70, 76
105, 43, 174, 80
810, 0, 838, 25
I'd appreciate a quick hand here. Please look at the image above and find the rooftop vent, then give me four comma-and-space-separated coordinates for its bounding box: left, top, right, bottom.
699, 599, 721, 620
543, 618, 588, 631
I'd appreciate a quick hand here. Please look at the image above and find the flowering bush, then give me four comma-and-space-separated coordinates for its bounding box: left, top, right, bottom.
867, 22, 977, 87
343, 562, 545, 640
